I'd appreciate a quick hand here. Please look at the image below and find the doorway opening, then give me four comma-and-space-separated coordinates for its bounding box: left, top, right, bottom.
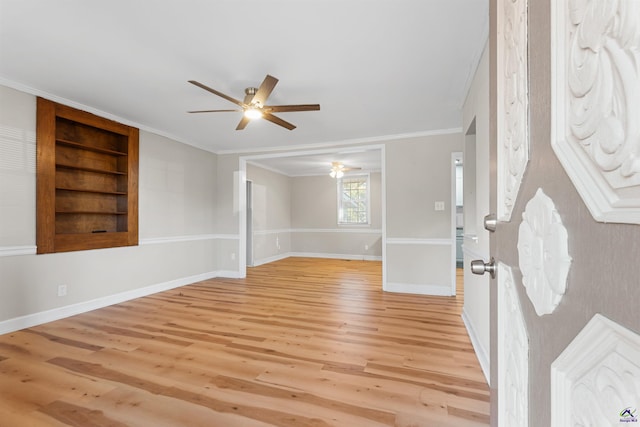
464, 118, 478, 240
453, 152, 464, 269
238, 145, 385, 286
246, 180, 254, 267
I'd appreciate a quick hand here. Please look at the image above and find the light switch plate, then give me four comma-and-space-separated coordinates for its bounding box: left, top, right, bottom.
435, 201, 445, 211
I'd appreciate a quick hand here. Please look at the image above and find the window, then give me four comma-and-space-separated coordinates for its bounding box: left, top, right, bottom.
338, 174, 370, 225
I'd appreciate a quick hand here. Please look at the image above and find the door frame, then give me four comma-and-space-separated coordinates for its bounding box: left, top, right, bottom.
451, 151, 463, 295
238, 144, 386, 281
246, 179, 254, 267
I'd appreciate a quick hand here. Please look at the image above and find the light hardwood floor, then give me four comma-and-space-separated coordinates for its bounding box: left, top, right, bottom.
0, 257, 489, 426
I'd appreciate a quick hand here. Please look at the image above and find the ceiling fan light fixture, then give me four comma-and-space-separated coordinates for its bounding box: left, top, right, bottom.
244, 108, 263, 120
330, 162, 345, 178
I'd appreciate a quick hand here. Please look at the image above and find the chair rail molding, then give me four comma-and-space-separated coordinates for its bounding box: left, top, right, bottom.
0, 245, 38, 257
139, 234, 239, 245
517, 188, 572, 316
497, 0, 529, 222
551, 0, 640, 224
385, 237, 451, 246
497, 262, 529, 427
551, 314, 640, 426
253, 228, 383, 235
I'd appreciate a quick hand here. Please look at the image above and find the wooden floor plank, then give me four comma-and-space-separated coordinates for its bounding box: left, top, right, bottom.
38, 400, 130, 427
0, 258, 489, 426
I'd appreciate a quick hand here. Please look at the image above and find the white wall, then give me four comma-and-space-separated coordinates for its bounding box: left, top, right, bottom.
461, 41, 491, 382
0, 85, 225, 333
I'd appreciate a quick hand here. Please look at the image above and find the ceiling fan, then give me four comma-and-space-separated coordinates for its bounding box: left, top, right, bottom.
330, 161, 361, 178
188, 74, 320, 131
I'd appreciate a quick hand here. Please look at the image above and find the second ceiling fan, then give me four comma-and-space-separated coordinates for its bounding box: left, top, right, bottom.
188, 74, 320, 131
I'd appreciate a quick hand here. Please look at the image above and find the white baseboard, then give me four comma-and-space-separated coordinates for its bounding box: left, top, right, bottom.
0, 269, 241, 335
216, 270, 244, 279
291, 252, 382, 261
252, 252, 382, 267
383, 282, 454, 296
251, 253, 291, 267
462, 307, 491, 385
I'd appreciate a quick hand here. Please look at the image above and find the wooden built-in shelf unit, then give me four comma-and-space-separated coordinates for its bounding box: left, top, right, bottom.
36, 97, 139, 254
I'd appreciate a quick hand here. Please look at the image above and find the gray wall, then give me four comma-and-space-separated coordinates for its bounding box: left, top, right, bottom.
243, 135, 462, 295
247, 163, 292, 264
386, 135, 459, 238
0, 83, 466, 332
290, 172, 382, 260
385, 133, 463, 295
291, 173, 382, 230
489, 1, 640, 425
0, 85, 223, 331
141, 132, 217, 238
247, 162, 383, 264
214, 153, 241, 272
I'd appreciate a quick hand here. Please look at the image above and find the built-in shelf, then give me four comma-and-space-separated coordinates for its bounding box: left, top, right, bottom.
56, 163, 128, 176
56, 138, 128, 156
37, 97, 139, 253
55, 211, 128, 215
56, 187, 128, 195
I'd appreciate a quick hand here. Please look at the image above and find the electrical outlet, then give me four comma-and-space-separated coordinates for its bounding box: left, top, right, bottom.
230, 252, 236, 261
435, 201, 445, 211
57, 285, 67, 297
364, 244, 369, 251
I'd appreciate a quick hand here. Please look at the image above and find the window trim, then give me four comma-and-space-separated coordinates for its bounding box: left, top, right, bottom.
337, 173, 371, 226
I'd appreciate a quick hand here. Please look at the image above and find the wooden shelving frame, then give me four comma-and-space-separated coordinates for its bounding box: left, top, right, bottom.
36, 98, 139, 254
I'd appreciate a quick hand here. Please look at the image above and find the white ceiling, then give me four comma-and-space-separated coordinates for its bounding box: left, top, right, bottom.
0, 0, 487, 174
247, 147, 383, 177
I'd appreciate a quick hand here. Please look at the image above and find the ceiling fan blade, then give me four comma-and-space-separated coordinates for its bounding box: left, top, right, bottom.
236, 115, 251, 130
262, 112, 296, 130
188, 109, 240, 113
267, 104, 320, 113
188, 80, 244, 107
252, 75, 278, 106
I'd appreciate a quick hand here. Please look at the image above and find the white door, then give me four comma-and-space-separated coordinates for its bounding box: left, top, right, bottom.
475, 1, 640, 426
